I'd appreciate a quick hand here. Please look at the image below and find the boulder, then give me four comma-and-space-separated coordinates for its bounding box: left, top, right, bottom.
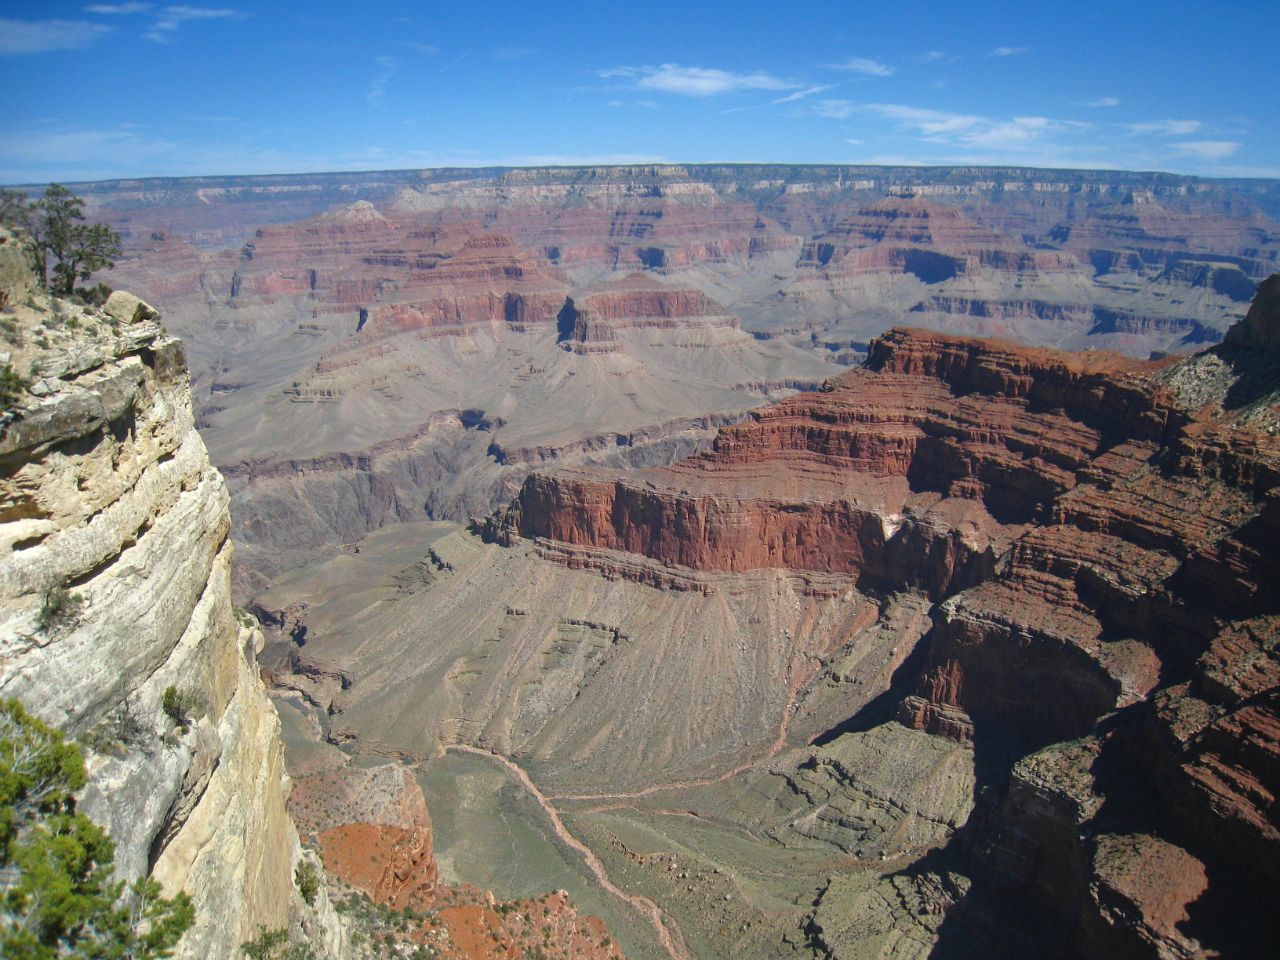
104, 289, 160, 325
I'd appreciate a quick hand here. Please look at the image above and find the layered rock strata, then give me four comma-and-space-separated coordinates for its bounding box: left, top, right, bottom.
0, 236, 345, 958
481, 278, 1280, 957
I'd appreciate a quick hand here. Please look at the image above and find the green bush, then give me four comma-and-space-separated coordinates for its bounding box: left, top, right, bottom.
241, 927, 315, 960
161, 686, 205, 732
0, 698, 193, 957
294, 859, 320, 907
0, 363, 26, 410
35, 586, 82, 634
76, 282, 112, 307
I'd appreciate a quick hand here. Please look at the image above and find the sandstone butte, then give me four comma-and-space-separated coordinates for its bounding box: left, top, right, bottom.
476, 274, 1280, 958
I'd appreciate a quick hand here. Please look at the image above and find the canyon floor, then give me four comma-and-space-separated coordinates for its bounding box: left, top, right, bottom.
262, 524, 972, 960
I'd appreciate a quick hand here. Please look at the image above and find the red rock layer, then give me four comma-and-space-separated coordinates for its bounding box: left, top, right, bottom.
555, 273, 741, 354
488, 288, 1280, 956
224, 209, 569, 337
497, 326, 1180, 600
290, 762, 623, 959
795, 195, 1077, 280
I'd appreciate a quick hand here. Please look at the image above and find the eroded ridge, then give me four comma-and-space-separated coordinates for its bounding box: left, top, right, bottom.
475, 280, 1280, 958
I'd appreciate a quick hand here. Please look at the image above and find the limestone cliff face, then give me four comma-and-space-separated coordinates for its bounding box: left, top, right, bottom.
0, 231, 345, 958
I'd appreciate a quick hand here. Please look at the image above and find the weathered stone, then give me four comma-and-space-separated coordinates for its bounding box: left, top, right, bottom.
0, 291, 351, 958
104, 288, 160, 325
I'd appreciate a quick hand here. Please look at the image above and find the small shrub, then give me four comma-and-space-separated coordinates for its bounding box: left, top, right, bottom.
0, 362, 27, 408
241, 928, 288, 960
294, 859, 320, 907
83, 699, 151, 755
76, 281, 112, 307
161, 685, 205, 732
36, 585, 83, 633
0, 698, 192, 957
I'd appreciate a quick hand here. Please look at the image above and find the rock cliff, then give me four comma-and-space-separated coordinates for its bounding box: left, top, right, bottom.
0, 229, 346, 958
479, 276, 1280, 958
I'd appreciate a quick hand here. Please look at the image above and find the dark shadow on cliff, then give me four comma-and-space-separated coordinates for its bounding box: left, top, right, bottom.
810, 613, 933, 747
1215, 343, 1280, 412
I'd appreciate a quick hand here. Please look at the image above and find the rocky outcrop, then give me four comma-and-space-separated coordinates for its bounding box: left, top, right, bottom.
482, 279, 1280, 958
1224, 273, 1280, 350
495, 327, 1180, 601
796, 195, 1076, 280
289, 763, 439, 910
0, 248, 346, 958
556, 275, 742, 355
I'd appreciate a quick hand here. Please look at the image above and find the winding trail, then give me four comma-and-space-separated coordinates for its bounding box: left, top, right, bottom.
445, 743, 691, 960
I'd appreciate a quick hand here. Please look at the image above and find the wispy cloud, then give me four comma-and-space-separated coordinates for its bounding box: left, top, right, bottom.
810, 101, 1083, 155
367, 55, 396, 106
915, 50, 948, 63
1126, 119, 1201, 136
961, 116, 1061, 149
828, 57, 893, 77
769, 84, 834, 105
989, 46, 1030, 57
398, 41, 439, 55
145, 6, 241, 43
805, 99, 858, 119
600, 64, 800, 97
0, 18, 111, 54
438, 50, 469, 73
864, 103, 984, 135
85, 3, 152, 13
1076, 96, 1120, 108
1174, 140, 1241, 161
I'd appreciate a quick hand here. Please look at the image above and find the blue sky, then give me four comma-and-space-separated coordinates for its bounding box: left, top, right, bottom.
1, 1, 1276, 182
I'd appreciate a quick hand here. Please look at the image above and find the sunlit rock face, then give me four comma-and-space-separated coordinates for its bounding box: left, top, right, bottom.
0, 237, 346, 958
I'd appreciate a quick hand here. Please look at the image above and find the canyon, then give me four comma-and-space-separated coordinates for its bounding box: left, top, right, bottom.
256, 271, 1278, 956
75, 165, 1278, 594
3, 162, 1278, 959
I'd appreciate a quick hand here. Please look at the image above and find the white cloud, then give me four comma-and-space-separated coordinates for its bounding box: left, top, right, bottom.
399, 41, 439, 55
828, 57, 893, 77
769, 84, 834, 105
989, 46, 1030, 57
0, 18, 111, 54
811, 101, 1089, 160
865, 103, 983, 135
84, 3, 152, 13
367, 55, 396, 106
600, 64, 800, 97
916, 51, 947, 63
1173, 140, 1241, 161
1126, 119, 1202, 135
806, 99, 858, 119
961, 116, 1054, 149
145, 5, 240, 43
1076, 96, 1119, 108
